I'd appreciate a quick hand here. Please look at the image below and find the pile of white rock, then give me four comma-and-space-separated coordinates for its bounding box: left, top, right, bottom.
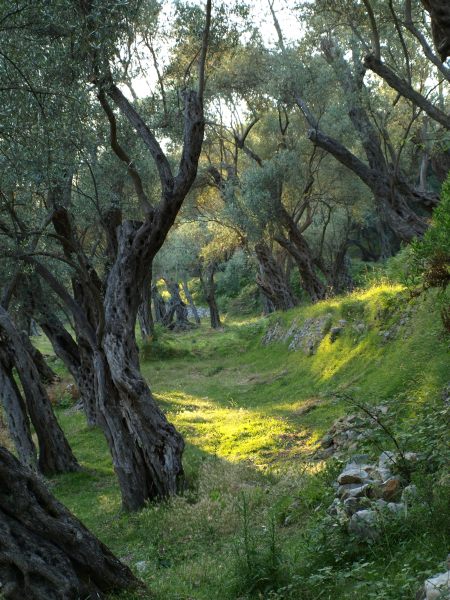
317, 407, 389, 459
328, 451, 419, 541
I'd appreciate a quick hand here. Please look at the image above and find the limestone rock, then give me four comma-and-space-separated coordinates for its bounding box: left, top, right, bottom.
338, 482, 371, 500
337, 466, 370, 485
287, 314, 332, 355
401, 484, 419, 504
379, 451, 396, 474
343, 496, 371, 516
380, 477, 402, 501
424, 571, 450, 600
348, 509, 378, 540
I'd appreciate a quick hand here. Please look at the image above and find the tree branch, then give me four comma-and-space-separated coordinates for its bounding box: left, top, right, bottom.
97, 90, 153, 215
364, 54, 450, 130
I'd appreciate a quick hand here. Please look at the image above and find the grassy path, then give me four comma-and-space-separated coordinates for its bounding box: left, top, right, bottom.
37, 284, 449, 599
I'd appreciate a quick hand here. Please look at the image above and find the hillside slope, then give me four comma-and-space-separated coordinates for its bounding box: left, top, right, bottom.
42, 282, 449, 599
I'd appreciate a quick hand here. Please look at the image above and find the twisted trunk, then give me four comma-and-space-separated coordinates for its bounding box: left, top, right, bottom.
200, 264, 221, 328
36, 311, 97, 426
101, 221, 185, 509
364, 54, 450, 128
21, 335, 57, 384
164, 278, 191, 330
329, 241, 354, 294
308, 129, 429, 242
0, 345, 36, 469
0, 446, 139, 600
0, 307, 79, 475
294, 40, 437, 243
421, 0, 450, 61
255, 241, 297, 311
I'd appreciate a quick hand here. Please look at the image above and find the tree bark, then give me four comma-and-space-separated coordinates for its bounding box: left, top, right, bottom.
138, 280, 155, 339
26, 3, 211, 510
0, 307, 79, 475
307, 128, 429, 241
420, 0, 450, 61
163, 278, 191, 330
329, 241, 354, 294
200, 264, 222, 328
101, 221, 185, 509
0, 446, 140, 600
20, 333, 57, 384
255, 241, 297, 311
293, 40, 438, 243
0, 345, 37, 470
33, 298, 97, 427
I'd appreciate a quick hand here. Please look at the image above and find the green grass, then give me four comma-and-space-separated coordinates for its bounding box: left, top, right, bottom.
35, 282, 449, 599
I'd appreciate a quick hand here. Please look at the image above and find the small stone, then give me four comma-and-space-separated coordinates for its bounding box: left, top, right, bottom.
401, 484, 418, 503
378, 467, 392, 481
348, 509, 378, 540
424, 571, 450, 600
316, 446, 335, 459
386, 502, 405, 514
380, 477, 402, 501
338, 483, 370, 500
348, 454, 370, 465
404, 451, 419, 462
379, 451, 396, 469
337, 467, 370, 485
135, 560, 149, 574
327, 498, 343, 516
343, 496, 370, 516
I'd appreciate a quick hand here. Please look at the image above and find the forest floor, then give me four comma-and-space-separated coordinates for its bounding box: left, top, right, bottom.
37, 281, 449, 600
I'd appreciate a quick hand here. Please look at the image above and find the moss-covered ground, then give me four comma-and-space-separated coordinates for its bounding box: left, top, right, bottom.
36, 282, 449, 599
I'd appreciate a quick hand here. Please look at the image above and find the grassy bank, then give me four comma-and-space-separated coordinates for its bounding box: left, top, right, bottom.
39, 282, 449, 599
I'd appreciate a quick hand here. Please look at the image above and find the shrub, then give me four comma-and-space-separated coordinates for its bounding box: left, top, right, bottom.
411, 174, 450, 330
231, 494, 287, 597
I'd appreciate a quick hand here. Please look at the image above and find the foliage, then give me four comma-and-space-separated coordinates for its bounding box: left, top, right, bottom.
410, 175, 450, 329
231, 495, 287, 597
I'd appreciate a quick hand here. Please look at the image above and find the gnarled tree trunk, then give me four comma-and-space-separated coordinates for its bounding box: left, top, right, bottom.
0, 307, 79, 475
37, 310, 97, 426
152, 284, 167, 324
28, 8, 210, 510
200, 264, 222, 328
101, 221, 185, 510
0, 344, 37, 470
138, 271, 155, 339
163, 278, 191, 330
255, 241, 297, 311
21, 334, 57, 384
421, 0, 450, 61
0, 446, 140, 599
275, 223, 328, 302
